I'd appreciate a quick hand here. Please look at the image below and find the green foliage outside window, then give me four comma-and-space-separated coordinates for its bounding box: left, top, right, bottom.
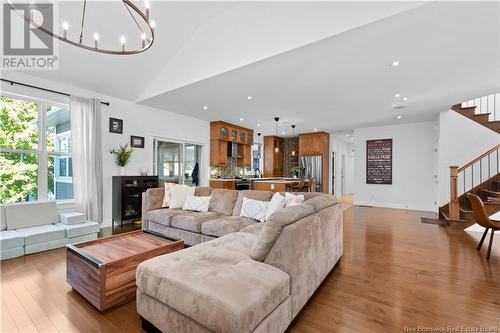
0, 96, 55, 203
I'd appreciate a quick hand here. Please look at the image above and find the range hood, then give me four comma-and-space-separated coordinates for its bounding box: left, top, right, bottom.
227, 142, 242, 158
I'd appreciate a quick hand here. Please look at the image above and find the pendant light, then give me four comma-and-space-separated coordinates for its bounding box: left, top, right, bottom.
257, 132, 262, 158
274, 117, 280, 153
291, 124, 296, 156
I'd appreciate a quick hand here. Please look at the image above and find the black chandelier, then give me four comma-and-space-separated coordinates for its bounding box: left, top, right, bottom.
7, 0, 156, 55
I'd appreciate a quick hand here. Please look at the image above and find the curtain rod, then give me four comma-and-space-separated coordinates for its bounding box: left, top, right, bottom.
0, 78, 110, 106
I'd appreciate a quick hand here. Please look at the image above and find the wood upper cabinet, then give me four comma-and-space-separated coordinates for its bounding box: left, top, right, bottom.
299, 132, 329, 156
210, 121, 254, 167
239, 144, 252, 168
263, 135, 284, 177
210, 140, 228, 166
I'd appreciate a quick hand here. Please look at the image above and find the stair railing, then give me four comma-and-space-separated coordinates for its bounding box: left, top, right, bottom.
461, 93, 500, 121
449, 144, 500, 219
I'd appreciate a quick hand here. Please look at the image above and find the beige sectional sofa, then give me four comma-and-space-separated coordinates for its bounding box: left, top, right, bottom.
138, 187, 343, 333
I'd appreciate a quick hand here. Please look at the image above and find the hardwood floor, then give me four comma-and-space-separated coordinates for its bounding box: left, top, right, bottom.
1, 206, 498, 333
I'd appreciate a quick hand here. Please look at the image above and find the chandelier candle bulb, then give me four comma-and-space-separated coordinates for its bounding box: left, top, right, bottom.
93, 33, 99, 49
120, 36, 126, 52
62, 21, 69, 39
145, 0, 150, 21
141, 33, 147, 48
150, 20, 156, 31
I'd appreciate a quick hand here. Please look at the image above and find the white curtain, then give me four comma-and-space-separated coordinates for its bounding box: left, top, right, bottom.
70, 96, 103, 223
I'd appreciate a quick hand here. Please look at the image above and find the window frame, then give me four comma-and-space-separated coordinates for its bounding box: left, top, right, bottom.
0, 92, 73, 203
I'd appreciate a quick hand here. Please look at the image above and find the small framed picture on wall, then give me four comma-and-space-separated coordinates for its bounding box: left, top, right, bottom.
130, 135, 145, 148
109, 118, 123, 134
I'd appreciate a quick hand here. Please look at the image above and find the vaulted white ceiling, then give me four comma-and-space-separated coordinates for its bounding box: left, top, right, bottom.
10, 1, 500, 134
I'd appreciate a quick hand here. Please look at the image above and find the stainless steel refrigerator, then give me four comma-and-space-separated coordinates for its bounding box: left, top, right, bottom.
299, 156, 322, 192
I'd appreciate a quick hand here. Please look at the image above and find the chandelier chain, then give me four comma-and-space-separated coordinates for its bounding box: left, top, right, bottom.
122, 0, 145, 34
79, 0, 87, 44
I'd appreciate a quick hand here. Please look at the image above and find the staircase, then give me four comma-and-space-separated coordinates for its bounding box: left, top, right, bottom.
452, 93, 500, 134
439, 144, 500, 223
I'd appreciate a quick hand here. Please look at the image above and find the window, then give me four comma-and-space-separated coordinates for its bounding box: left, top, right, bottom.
154, 139, 203, 185
0, 94, 73, 203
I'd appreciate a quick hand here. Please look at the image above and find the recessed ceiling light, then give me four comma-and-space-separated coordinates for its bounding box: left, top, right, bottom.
281, 131, 285, 135
396, 115, 402, 119
402, 97, 408, 101
313, 128, 318, 132
391, 60, 400, 67
395, 93, 400, 98
239, 118, 244, 122
247, 96, 252, 100
350, 137, 354, 140
256, 123, 260, 127
392, 103, 398, 108
203, 106, 208, 110
345, 134, 350, 137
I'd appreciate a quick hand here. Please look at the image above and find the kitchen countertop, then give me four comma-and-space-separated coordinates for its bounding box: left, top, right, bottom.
253, 180, 301, 184
210, 179, 238, 182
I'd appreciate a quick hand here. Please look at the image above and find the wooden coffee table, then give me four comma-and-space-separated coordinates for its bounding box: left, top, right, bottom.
66, 230, 183, 312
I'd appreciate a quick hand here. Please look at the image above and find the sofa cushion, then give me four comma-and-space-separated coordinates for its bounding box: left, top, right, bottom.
54, 221, 99, 238
4, 201, 59, 230
232, 190, 274, 216
171, 212, 222, 233
304, 194, 337, 212
147, 209, 190, 227
0, 247, 24, 260
0, 230, 24, 250
194, 187, 212, 197
208, 189, 239, 216
15, 224, 66, 245
239, 223, 264, 236
182, 195, 211, 212
201, 216, 257, 238
250, 205, 315, 262
137, 232, 290, 333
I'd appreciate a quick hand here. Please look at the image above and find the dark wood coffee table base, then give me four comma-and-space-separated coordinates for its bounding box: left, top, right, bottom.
66, 230, 183, 312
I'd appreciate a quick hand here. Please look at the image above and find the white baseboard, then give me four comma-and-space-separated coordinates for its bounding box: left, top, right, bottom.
353, 200, 437, 213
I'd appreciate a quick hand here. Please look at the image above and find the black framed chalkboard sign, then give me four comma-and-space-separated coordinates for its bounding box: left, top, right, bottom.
366, 138, 393, 185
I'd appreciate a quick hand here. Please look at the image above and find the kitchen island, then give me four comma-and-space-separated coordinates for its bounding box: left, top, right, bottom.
253, 179, 302, 192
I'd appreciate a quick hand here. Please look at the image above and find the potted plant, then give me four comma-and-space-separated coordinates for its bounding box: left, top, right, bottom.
110, 144, 134, 175
290, 166, 302, 178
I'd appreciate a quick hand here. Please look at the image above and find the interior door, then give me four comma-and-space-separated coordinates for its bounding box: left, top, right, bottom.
341, 154, 346, 195
331, 152, 335, 195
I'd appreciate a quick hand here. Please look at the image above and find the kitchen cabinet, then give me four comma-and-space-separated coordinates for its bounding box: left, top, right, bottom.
298, 132, 330, 193
209, 180, 236, 190
210, 121, 254, 167
263, 135, 284, 177
210, 140, 228, 166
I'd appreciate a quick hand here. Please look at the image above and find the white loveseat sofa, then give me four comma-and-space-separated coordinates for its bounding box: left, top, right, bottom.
0, 201, 99, 260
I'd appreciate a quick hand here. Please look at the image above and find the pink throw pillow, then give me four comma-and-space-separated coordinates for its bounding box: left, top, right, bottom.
162, 182, 177, 208
285, 192, 305, 207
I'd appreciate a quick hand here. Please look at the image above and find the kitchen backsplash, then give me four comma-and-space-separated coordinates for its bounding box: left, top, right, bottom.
210, 157, 245, 178
283, 137, 299, 177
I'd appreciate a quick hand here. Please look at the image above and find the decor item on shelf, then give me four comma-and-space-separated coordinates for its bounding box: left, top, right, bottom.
139, 168, 149, 176
274, 117, 280, 153
130, 135, 145, 148
109, 118, 123, 134
6, 0, 156, 55
291, 124, 297, 156
110, 144, 134, 168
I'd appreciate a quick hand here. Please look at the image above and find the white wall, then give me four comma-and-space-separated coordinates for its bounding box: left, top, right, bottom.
353, 121, 438, 212
1, 71, 210, 227
329, 135, 354, 197
437, 110, 499, 206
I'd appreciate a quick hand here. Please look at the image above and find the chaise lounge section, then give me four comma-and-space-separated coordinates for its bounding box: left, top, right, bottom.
137, 188, 343, 333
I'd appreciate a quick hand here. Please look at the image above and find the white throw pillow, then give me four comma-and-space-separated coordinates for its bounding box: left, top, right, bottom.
265, 192, 287, 221
240, 197, 269, 222
285, 192, 305, 207
183, 195, 211, 212
169, 185, 195, 209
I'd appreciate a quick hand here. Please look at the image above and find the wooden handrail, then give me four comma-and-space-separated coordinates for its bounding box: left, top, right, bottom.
458, 144, 500, 173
